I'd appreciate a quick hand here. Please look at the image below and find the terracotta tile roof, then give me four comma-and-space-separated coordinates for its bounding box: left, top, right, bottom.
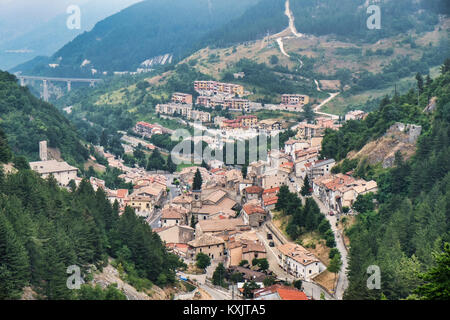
244, 186, 264, 194
263, 187, 280, 195
242, 241, 266, 254
117, 189, 129, 198
281, 162, 294, 169
278, 243, 320, 266
204, 189, 227, 203
254, 285, 308, 300
188, 234, 225, 248
242, 203, 266, 215
197, 218, 245, 233
277, 288, 308, 300
173, 194, 193, 204
161, 207, 184, 220
263, 195, 278, 206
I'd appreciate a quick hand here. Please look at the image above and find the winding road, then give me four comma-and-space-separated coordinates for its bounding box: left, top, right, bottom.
312, 195, 349, 299
273, 0, 340, 118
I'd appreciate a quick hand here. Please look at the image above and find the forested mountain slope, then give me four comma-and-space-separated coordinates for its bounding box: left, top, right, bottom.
320, 59, 450, 299
13, 0, 258, 76
0, 134, 184, 299
0, 71, 88, 167
203, 0, 448, 49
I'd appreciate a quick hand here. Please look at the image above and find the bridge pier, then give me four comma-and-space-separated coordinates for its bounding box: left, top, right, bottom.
17, 75, 102, 101
42, 80, 49, 102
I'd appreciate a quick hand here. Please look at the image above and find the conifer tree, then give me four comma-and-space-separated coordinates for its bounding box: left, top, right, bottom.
166, 154, 177, 173
0, 213, 30, 299
193, 168, 203, 190
301, 176, 312, 196
0, 129, 11, 164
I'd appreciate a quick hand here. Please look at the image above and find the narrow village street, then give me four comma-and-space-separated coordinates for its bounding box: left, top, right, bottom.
312, 195, 349, 300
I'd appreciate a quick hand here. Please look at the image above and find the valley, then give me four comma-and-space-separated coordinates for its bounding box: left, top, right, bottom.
0, 0, 449, 305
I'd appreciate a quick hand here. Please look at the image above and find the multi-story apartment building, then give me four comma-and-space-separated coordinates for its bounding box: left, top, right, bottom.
237, 115, 258, 128
156, 103, 211, 122
196, 96, 223, 108
223, 98, 250, 112
171, 92, 193, 104
306, 159, 336, 181
258, 119, 282, 132
194, 80, 217, 92
194, 80, 244, 96
156, 103, 191, 117
187, 109, 212, 122
281, 94, 310, 106
135, 121, 163, 137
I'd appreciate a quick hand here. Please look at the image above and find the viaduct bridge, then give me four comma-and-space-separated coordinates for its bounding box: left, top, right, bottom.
16, 75, 103, 102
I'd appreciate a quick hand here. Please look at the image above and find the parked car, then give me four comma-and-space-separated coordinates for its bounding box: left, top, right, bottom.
269, 241, 275, 247
329, 211, 334, 216
267, 233, 273, 240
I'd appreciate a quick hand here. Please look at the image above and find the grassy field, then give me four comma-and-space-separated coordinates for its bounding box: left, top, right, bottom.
321, 73, 426, 115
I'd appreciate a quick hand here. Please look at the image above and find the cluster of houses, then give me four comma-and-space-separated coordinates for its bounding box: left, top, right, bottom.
28, 99, 377, 299
29, 141, 169, 218
313, 173, 378, 213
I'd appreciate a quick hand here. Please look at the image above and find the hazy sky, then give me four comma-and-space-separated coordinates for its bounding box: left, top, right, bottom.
0, 0, 142, 42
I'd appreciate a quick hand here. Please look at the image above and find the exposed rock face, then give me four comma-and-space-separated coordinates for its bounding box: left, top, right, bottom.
93, 264, 167, 300
423, 97, 437, 113
21, 287, 38, 300
348, 122, 422, 168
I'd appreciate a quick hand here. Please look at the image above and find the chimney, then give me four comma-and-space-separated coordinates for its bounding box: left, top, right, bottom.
39, 141, 48, 161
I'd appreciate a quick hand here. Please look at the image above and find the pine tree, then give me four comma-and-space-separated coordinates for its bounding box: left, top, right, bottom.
190, 214, 197, 228
193, 168, 203, 190
302, 104, 315, 123
416, 72, 424, 94
146, 149, 166, 171
425, 75, 432, 87
0, 213, 30, 299
241, 165, 248, 179
0, 129, 12, 164
440, 58, 450, 74
100, 130, 108, 148
413, 243, 450, 300
275, 185, 290, 213
212, 263, 226, 287
166, 154, 177, 173
328, 254, 342, 290
301, 176, 312, 196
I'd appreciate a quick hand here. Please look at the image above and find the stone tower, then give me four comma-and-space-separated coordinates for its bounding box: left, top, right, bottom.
192, 189, 202, 208
39, 141, 48, 161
